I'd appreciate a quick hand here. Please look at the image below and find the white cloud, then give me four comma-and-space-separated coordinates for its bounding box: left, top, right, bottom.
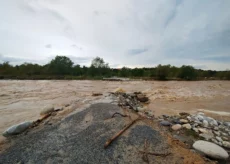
0, 0, 229, 70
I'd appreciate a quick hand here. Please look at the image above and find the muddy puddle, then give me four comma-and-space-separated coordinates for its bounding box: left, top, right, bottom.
0, 80, 230, 143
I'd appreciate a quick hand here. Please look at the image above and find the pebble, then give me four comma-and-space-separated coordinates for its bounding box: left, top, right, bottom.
3, 121, 32, 137
182, 124, 191, 129
193, 140, 229, 160
196, 115, 204, 121
179, 119, 188, 124
222, 136, 228, 141
40, 106, 54, 115
213, 131, 220, 136
216, 136, 223, 142
160, 121, 171, 126
202, 120, 209, 127
222, 141, 230, 148
199, 132, 214, 141
172, 124, 182, 131
222, 132, 228, 136
210, 120, 218, 126
192, 128, 199, 133
198, 128, 208, 133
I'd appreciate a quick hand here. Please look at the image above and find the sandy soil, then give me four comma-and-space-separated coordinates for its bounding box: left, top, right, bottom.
0, 80, 230, 143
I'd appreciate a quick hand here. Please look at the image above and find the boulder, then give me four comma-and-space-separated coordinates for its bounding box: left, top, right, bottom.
40, 106, 54, 115
3, 121, 32, 137
193, 140, 229, 160
172, 124, 182, 131
182, 123, 191, 129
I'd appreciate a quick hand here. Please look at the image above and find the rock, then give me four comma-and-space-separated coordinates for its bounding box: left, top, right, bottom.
198, 128, 208, 133
193, 140, 229, 160
222, 132, 228, 136
40, 106, 54, 115
54, 106, 63, 112
222, 136, 228, 141
213, 131, 220, 136
114, 88, 126, 93
213, 126, 219, 131
224, 122, 230, 127
187, 116, 191, 121
211, 138, 219, 145
172, 124, 182, 131
162, 114, 169, 118
195, 115, 204, 121
160, 121, 172, 126
216, 136, 223, 142
210, 120, 218, 126
136, 107, 146, 112
146, 111, 154, 117
3, 121, 32, 137
192, 128, 199, 133
199, 132, 214, 141
222, 141, 230, 148
182, 124, 191, 129
197, 112, 205, 116
179, 119, 188, 124
136, 94, 149, 103
202, 120, 209, 127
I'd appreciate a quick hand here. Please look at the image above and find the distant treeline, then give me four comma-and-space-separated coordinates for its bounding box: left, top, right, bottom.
0, 56, 230, 80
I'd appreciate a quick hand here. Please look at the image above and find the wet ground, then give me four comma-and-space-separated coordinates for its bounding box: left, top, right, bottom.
0, 80, 230, 143
0, 103, 212, 164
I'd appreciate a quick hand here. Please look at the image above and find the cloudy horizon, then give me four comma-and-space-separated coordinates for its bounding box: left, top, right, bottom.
0, 0, 230, 70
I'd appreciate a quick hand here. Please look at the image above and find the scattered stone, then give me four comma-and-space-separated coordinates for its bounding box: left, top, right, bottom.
172, 124, 182, 131
222, 136, 228, 141
213, 131, 220, 136
213, 126, 219, 131
160, 121, 171, 126
222, 141, 230, 148
224, 122, 230, 127
193, 140, 229, 160
210, 120, 218, 126
136, 94, 149, 103
196, 115, 204, 121
182, 124, 191, 129
198, 128, 208, 133
216, 136, 223, 142
199, 132, 214, 141
114, 88, 126, 93
179, 119, 188, 124
202, 120, 209, 127
54, 106, 63, 112
222, 132, 228, 136
192, 128, 199, 133
3, 121, 32, 137
136, 107, 147, 112
40, 106, 54, 115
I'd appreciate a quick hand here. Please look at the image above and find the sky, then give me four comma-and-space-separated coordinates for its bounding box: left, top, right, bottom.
0, 0, 230, 70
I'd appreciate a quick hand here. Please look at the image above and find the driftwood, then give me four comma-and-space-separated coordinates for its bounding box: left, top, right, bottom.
111, 112, 128, 118
92, 93, 103, 96
142, 139, 149, 163
104, 117, 141, 148
32, 113, 52, 127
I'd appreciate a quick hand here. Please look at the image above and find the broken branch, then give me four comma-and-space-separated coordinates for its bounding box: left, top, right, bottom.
104, 117, 141, 149
111, 112, 128, 118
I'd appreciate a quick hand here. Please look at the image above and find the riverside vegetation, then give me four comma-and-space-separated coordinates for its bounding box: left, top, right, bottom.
0, 56, 230, 80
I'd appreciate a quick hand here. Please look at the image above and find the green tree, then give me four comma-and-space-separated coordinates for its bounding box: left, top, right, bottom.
178, 65, 197, 80
48, 56, 74, 75
155, 65, 170, 80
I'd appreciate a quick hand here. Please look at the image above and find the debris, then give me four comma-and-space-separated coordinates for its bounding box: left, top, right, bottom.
92, 93, 103, 96
111, 112, 128, 118
104, 117, 141, 148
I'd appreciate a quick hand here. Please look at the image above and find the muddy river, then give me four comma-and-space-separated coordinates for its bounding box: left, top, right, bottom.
0, 80, 230, 143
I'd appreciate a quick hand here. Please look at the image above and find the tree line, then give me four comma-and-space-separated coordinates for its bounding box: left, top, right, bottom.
0, 55, 229, 80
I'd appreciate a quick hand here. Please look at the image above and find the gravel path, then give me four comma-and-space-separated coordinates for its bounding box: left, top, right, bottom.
0, 103, 172, 164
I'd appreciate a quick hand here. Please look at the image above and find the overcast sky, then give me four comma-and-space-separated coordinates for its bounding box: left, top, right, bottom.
0, 0, 230, 70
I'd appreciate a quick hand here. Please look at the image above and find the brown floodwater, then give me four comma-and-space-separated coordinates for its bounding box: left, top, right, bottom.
0, 80, 230, 143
